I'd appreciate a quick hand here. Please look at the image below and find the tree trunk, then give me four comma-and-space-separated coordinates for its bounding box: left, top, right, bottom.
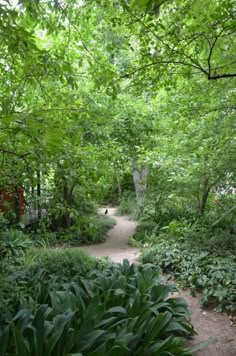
14, 185, 20, 223
63, 183, 75, 228
132, 161, 149, 205
198, 176, 211, 216
37, 170, 41, 220
116, 173, 122, 197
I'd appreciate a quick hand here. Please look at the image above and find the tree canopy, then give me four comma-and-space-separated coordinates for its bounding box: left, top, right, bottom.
0, 0, 235, 224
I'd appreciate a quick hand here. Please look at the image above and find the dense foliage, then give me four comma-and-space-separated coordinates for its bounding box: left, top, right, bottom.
129, 195, 236, 313
141, 239, 236, 314
0, 0, 235, 235
0, 250, 199, 355
0, 0, 236, 353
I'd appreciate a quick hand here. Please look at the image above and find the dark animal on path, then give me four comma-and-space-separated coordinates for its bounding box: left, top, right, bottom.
105, 209, 108, 215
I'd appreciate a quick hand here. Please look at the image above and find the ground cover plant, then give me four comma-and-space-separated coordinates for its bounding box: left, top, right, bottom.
0, 250, 200, 356
128, 192, 236, 315
140, 238, 236, 315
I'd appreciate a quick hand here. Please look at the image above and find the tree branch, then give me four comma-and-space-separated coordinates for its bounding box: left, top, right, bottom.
120, 59, 208, 79
0, 148, 31, 158
208, 73, 236, 80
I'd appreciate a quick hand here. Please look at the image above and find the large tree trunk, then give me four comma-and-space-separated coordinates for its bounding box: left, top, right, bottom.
132, 161, 148, 205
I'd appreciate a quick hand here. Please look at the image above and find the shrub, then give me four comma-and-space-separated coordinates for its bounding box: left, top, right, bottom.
117, 191, 137, 216
76, 214, 116, 244
28, 247, 98, 276
0, 259, 197, 355
0, 213, 8, 231
132, 216, 236, 257
0, 229, 32, 261
0, 247, 99, 322
34, 214, 116, 247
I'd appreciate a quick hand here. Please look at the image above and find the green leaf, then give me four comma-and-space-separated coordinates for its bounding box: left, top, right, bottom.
14, 327, 30, 356
106, 306, 127, 314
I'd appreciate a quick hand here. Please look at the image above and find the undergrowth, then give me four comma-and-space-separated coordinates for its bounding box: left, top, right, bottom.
116, 191, 138, 218
140, 239, 236, 314
32, 214, 116, 246
0, 249, 201, 356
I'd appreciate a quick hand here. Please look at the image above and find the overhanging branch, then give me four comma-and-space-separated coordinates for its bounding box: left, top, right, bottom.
208, 73, 236, 80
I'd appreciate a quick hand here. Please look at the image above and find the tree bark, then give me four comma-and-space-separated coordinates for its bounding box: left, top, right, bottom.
37, 170, 41, 219
132, 161, 148, 205
116, 173, 122, 197
198, 176, 211, 216
63, 183, 75, 228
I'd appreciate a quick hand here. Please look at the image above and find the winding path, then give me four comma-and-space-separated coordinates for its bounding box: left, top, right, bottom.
81, 208, 236, 356
81, 207, 139, 263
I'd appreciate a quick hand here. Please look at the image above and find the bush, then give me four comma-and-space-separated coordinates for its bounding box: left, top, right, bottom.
0, 247, 99, 321
0, 259, 198, 355
0, 229, 32, 261
137, 193, 195, 228
201, 229, 236, 256
117, 191, 137, 216
132, 215, 236, 257
76, 214, 116, 244
34, 214, 116, 247
141, 240, 236, 314
28, 247, 99, 276
0, 213, 8, 231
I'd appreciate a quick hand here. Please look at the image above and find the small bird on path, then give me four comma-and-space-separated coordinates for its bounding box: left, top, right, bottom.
105, 209, 108, 215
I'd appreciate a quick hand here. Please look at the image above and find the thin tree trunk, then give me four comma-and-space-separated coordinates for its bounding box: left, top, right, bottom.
63, 183, 75, 228
198, 176, 211, 216
116, 174, 122, 197
14, 185, 20, 223
37, 170, 41, 219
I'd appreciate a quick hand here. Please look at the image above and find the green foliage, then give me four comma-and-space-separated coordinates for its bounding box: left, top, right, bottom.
116, 191, 137, 216
0, 248, 98, 320
141, 240, 236, 313
132, 189, 236, 256
76, 215, 116, 244
27, 247, 99, 277
0, 257, 197, 355
39, 214, 116, 246
0, 213, 8, 231
0, 229, 32, 261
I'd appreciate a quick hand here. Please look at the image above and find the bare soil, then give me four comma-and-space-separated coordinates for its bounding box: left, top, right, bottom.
81, 208, 236, 355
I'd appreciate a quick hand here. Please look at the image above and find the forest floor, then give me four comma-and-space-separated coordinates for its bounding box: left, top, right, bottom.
81, 207, 236, 356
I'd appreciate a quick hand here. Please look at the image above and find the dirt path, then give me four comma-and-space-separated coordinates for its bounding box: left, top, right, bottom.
180, 289, 236, 355
81, 208, 236, 355
81, 207, 139, 263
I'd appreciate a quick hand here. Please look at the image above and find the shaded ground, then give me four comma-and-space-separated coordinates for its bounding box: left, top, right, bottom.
81, 207, 236, 355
